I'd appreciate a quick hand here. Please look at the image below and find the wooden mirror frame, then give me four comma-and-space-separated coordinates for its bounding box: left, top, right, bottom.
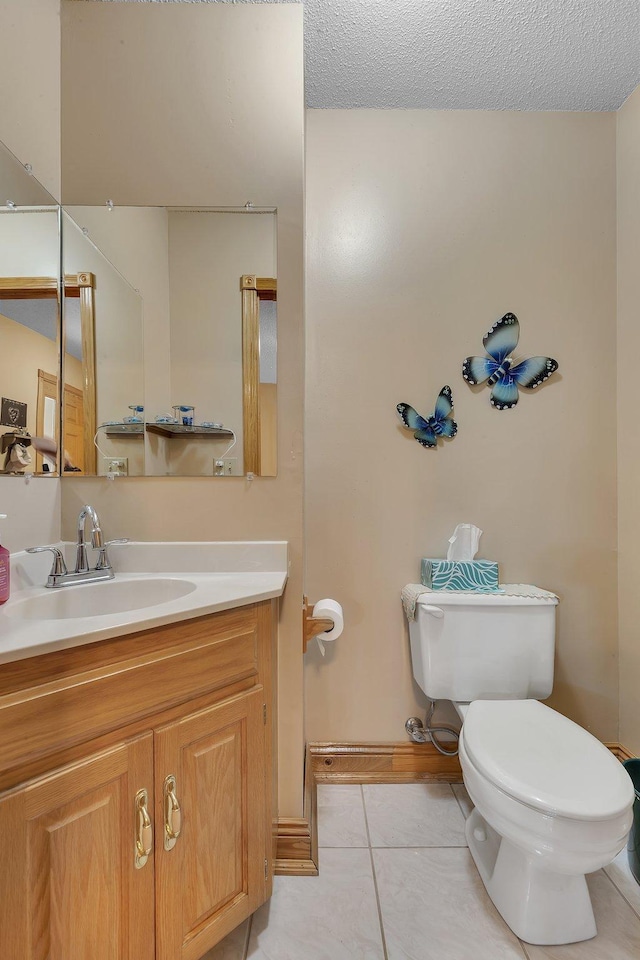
241, 275, 277, 476
63, 272, 97, 475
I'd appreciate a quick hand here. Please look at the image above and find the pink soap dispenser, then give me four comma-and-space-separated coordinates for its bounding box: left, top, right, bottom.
0, 514, 9, 604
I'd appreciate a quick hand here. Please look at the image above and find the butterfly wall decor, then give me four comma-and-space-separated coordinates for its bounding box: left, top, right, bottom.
462, 313, 558, 410
397, 386, 457, 448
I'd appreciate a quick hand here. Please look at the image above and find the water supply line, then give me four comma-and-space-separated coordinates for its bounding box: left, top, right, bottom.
405, 699, 460, 757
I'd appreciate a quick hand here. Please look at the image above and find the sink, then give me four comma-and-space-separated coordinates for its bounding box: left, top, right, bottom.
5, 578, 197, 621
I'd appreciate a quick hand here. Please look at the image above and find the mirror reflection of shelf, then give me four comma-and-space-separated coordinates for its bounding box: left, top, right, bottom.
145, 423, 234, 439
104, 423, 144, 437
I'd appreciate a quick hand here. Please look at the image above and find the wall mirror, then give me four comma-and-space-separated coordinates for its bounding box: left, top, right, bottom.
0, 138, 61, 478
61, 211, 144, 476
62, 205, 277, 478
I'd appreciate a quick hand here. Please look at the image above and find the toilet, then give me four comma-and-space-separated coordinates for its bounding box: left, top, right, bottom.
408, 586, 634, 946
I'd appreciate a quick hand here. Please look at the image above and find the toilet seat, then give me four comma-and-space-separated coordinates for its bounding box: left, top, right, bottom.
462, 700, 634, 821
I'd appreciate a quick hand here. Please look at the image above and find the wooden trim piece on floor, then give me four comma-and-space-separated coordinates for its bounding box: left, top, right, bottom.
606, 742, 636, 762
274, 819, 317, 876
309, 741, 462, 783
275, 745, 318, 876
306, 741, 633, 786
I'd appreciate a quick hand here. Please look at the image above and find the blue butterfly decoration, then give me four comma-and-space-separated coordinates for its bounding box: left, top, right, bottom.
462, 313, 558, 410
397, 386, 457, 448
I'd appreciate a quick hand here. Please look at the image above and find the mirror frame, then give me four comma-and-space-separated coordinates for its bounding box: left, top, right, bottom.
63, 271, 96, 474
241, 275, 277, 476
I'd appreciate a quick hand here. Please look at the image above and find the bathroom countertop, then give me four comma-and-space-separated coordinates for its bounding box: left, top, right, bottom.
0, 541, 288, 666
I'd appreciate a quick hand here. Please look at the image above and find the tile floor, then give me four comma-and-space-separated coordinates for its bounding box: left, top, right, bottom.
204, 782, 640, 960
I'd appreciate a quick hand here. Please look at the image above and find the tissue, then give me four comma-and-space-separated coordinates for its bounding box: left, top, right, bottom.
447, 523, 482, 561
312, 598, 344, 656
421, 524, 501, 592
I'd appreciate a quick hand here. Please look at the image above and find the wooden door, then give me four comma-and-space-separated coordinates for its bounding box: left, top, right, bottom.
36, 369, 58, 473
259, 382, 277, 476
155, 689, 268, 960
63, 382, 85, 472
0, 735, 155, 960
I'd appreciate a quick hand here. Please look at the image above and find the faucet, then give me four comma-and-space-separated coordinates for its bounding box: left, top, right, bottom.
76, 504, 104, 574
27, 504, 129, 588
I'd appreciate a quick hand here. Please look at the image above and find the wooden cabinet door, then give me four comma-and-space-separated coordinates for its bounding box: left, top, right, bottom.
0, 735, 155, 960
155, 689, 268, 960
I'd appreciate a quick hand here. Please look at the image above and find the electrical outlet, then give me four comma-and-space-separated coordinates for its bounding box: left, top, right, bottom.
105, 457, 128, 476
214, 458, 237, 476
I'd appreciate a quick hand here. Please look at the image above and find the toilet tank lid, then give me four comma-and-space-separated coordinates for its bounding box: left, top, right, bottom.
416, 584, 558, 606
462, 700, 634, 821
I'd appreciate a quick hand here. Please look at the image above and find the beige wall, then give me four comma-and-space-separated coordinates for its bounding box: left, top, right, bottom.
60, 1, 305, 815
0, 0, 60, 199
305, 110, 618, 745
0, 209, 59, 276
617, 85, 640, 756
0, 314, 58, 438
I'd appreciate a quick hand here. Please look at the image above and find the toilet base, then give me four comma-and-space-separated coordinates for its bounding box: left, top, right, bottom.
466, 808, 597, 945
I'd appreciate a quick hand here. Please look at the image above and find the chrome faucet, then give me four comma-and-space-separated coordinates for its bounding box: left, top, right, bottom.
27, 504, 129, 588
75, 504, 104, 574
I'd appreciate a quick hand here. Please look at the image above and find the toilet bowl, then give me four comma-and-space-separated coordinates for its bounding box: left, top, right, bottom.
458, 700, 634, 945
406, 585, 635, 945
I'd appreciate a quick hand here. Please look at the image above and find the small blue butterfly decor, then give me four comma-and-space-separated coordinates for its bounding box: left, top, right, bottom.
397, 386, 457, 448
462, 313, 558, 410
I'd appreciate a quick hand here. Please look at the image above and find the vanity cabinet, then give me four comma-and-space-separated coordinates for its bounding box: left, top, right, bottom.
0, 600, 277, 960
0, 733, 156, 960
155, 687, 269, 960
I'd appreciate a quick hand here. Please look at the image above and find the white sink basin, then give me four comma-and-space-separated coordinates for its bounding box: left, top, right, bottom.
5, 577, 197, 621
0, 541, 288, 665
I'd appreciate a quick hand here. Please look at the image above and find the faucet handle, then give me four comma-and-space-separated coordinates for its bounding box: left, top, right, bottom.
95, 538, 130, 571
26, 545, 68, 578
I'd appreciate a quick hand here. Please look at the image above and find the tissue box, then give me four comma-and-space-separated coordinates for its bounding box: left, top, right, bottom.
421, 559, 500, 592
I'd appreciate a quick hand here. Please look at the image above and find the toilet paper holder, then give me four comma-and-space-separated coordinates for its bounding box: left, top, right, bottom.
302, 595, 335, 653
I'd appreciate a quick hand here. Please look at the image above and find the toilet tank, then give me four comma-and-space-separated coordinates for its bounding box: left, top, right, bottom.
408, 585, 558, 702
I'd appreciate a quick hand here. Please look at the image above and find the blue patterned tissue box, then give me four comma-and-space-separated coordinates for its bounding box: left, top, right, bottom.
420, 559, 501, 592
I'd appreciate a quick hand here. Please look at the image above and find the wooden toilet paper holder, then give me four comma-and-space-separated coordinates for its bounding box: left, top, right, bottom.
302, 595, 335, 653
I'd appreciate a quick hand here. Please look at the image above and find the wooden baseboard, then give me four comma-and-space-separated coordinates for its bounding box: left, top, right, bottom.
309, 740, 462, 783
275, 745, 319, 876
274, 817, 317, 875
606, 742, 636, 762
309, 740, 635, 783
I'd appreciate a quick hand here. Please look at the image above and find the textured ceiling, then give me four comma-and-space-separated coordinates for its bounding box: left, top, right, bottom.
99, 0, 640, 110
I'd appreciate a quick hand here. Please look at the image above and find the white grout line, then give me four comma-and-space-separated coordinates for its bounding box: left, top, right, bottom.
517, 937, 533, 959
601, 866, 640, 922
368, 843, 469, 850
450, 782, 472, 822
319, 844, 371, 848
361, 784, 390, 960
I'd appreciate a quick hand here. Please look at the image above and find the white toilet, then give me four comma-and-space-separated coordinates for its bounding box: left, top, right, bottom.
408, 586, 634, 946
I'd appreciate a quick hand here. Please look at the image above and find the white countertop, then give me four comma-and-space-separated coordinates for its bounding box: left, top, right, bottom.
0, 541, 288, 665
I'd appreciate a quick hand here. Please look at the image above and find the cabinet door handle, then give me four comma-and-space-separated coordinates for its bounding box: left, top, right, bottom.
134, 788, 153, 869
163, 775, 182, 851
